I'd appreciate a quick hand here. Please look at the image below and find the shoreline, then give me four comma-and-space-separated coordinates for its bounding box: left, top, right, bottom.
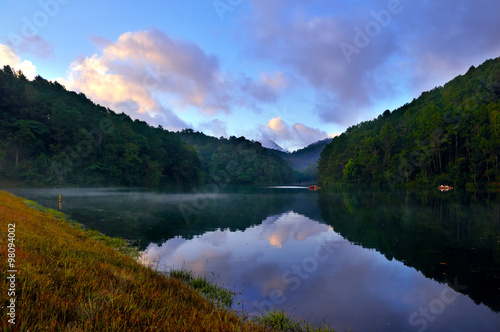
0, 190, 336, 331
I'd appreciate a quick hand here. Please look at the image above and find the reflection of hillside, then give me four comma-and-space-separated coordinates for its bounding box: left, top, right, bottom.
65, 192, 301, 248
14, 187, 323, 250
318, 190, 500, 312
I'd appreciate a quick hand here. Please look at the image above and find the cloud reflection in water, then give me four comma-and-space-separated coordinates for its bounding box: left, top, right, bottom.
140, 211, 500, 332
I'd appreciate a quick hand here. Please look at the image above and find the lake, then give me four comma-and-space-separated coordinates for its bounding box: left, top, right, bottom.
9, 186, 500, 331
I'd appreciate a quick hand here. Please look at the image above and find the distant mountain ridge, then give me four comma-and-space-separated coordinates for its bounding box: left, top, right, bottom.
282, 138, 333, 171
265, 138, 333, 183
260, 139, 289, 153
178, 129, 292, 184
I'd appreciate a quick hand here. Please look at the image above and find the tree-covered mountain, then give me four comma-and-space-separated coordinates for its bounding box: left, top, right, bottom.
269, 138, 333, 183
0, 66, 294, 188
318, 57, 500, 188
178, 129, 292, 185
0, 66, 203, 188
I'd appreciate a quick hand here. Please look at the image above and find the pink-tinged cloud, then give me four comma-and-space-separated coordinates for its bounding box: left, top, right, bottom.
267, 116, 290, 139
0, 43, 37, 80
242, 0, 500, 125
63, 30, 284, 130
62, 51, 189, 131
260, 116, 329, 151
261, 71, 287, 89
104, 30, 233, 114
64, 30, 230, 119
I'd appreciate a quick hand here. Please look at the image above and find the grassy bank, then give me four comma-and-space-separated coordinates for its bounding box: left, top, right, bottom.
0, 190, 261, 331
0, 190, 336, 331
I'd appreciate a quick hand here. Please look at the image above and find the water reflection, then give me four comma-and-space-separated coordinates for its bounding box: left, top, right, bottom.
9, 187, 320, 248
318, 190, 500, 313
141, 210, 500, 332
9, 187, 500, 331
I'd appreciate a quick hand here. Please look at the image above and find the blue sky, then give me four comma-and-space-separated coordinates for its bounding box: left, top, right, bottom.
1, 0, 500, 151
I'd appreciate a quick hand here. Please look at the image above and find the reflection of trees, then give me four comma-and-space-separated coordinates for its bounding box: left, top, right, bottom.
318, 190, 500, 312
40, 188, 321, 250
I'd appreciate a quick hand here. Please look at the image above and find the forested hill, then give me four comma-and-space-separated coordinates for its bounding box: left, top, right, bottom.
178, 129, 292, 184
318, 57, 500, 188
0, 66, 203, 188
270, 138, 333, 183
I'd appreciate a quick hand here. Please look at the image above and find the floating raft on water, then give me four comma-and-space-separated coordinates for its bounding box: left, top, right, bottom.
438, 185, 454, 192
309, 185, 321, 191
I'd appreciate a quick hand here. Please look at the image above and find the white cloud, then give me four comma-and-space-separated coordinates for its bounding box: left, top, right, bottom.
0, 43, 37, 80
61, 30, 235, 130
260, 116, 329, 151
66, 54, 157, 113
61, 30, 288, 131
267, 116, 291, 139
61, 52, 192, 131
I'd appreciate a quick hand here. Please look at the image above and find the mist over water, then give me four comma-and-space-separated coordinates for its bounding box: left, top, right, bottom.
9, 186, 500, 331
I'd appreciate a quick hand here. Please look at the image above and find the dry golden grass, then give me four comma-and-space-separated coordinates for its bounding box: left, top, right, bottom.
0, 190, 270, 331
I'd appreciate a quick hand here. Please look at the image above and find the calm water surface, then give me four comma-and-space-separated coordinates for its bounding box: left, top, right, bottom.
9, 186, 500, 331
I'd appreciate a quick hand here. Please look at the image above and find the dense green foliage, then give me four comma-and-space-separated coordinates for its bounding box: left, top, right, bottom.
0, 66, 203, 187
319, 57, 500, 187
178, 129, 292, 184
